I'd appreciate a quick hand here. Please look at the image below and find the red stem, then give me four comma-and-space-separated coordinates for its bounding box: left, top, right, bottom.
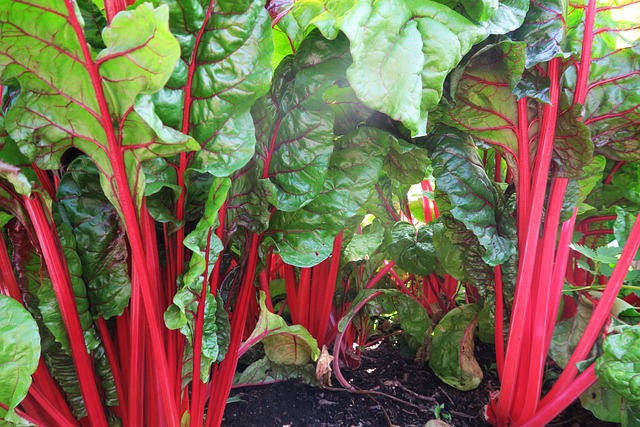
190, 227, 214, 427
493, 265, 504, 382
365, 261, 396, 290
495, 58, 561, 420
22, 195, 107, 427
206, 234, 260, 426
96, 317, 128, 427
315, 232, 343, 347
573, 0, 597, 106
0, 232, 22, 300
541, 209, 640, 407
517, 177, 569, 421
64, 1, 179, 423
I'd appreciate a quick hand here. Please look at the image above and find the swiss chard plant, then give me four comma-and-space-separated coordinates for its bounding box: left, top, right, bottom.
1, 0, 639, 426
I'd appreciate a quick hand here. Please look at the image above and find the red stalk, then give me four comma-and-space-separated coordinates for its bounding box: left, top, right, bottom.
365, 261, 396, 290
64, 1, 179, 423
297, 267, 312, 328
517, 177, 569, 422
495, 58, 561, 420
421, 180, 433, 223
573, 0, 597, 107
0, 232, 22, 300
206, 234, 260, 426
128, 267, 145, 427
524, 365, 596, 427
541, 210, 640, 407
516, 97, 531, 246
0, 402, 48, 427
22, 195, 107, 427
96, 317, 128, 427
493, 265, 504, 381
315, 232, 343, 347
190, 227, 214, 427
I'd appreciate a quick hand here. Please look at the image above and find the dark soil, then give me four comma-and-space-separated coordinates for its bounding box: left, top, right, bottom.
222, 340, 615, 427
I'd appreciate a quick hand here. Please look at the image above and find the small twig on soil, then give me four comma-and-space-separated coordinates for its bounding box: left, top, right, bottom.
449, 410, 478, 419
395, 383, 436, 402
324, 386, 430, 413
363, 393, 393, 427
438, 386, 455, 406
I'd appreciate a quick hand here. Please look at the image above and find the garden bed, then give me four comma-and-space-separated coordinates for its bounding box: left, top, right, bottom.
223, 340, 612, 427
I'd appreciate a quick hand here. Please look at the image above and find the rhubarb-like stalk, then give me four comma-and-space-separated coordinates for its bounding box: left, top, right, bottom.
206, 234, 260, 427
493, 265, 504, 381
315, 232, 344, 347
517, 177, 569, 422
540, 211, 640, 407
0, 232, 21, 300
495, 58, 561, 420
64, 1, 179, 422
96, 317, 128, 426
22, 195, 108, 427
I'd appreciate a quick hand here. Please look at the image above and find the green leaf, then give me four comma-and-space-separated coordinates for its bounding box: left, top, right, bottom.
443, 41, 528, 182
511, 0, 567, 68
235, 356, 317, 386
426, 126, 516, 266
565, 0, 640, 161
481, 0, 528, 35
387, 222, 437, 276
0, 296, 40, 423
343, 219, 385, 263
151, 0, 274, 177
580, 382, 640, 426
383, 139, 431, 185
337, 288, 431, 351
56, 156, 131, 319
268, 127, 392, 266
429, 304, 483, 391
253, 31, 351, 212
0, 2, 196, 212
244, 291, 320, 365
596, 325, 640, 402
549, 295, 597, 369
335, 0, 486, 135
0, 161, 31, 196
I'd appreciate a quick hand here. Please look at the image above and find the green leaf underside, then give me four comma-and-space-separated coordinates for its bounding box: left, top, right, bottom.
387, 221, 437, 276
429, 304, 483, 391
244, 292, 320, 366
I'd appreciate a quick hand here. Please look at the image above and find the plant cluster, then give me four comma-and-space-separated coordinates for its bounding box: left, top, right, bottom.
0, 0, 639, 426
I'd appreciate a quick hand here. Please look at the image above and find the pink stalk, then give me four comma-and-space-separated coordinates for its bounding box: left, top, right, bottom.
365, 261, 396, 290
524, 365, 596, 427
206, 234, 260, 427
190, 227, 215, 427
64, 1, 179, 423
493, 265, 504, 381
27, 387, 79, 427
0, 402, 48, 427
22, 195, 107, 427
573, 0, 597, 106
421, 180, 433, 223
128, 267, 145, 427
517, 177, 569, 422
495, 58, 561, 420
540, 211, 640, 407
297, 268, 312, 328
96, 317, 128, 427
516, 97, 531, 244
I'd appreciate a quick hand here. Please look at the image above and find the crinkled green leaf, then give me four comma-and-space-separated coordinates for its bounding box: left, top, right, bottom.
226, 165, 273, 237
387, 222, 437, 276
268, 127, 391, 266
76, 0, 107, 50
0, 2, 197, 212
564, 0, 640, 162
234, 356, 317, 386
0, 296, 40, 423
253, 31, 351, 212
429, 304, 483, 391
581, 381, 640, 426
151, 0, 273, 177
553, 101, 594, 179
383, 139, 431, 185
323, 86, 376, 136
511, 0, 567, 68
244, 292, 320, 365
332, 0, 486, 135
0, 161, 30, 196
57, 156, 131, 319
596, 325, 640, 402
426, 126, 516, 266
